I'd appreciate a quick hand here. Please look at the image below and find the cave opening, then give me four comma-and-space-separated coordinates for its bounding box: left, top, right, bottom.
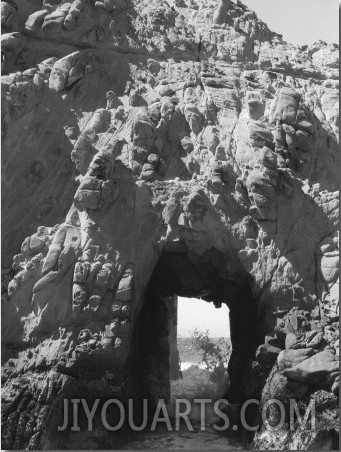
171, 296, 231, 400
176, 296, 230, 365
130, 244, 260, 420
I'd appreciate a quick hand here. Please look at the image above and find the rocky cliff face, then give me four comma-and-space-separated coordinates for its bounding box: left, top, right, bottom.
1, 0, 339, 449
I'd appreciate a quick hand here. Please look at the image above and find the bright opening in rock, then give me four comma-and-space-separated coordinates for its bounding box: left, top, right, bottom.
177, 296, 230, 340
130, 247, 259, 415
171, 297, 231, 402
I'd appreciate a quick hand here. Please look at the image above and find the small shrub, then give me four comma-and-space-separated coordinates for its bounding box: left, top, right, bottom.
190, 329, 231, 397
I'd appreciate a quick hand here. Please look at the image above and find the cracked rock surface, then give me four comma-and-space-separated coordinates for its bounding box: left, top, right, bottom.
1, 0, 339, 449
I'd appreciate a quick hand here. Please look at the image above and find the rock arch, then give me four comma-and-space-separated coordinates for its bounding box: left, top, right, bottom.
1, 0, 339, 449
130, 245, 259, 406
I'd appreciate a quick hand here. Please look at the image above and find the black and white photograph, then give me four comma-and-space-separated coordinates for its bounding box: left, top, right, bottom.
1, 0, 339, 450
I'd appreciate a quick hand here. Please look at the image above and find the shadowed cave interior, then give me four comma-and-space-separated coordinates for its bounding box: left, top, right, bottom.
130, 243, 261, 416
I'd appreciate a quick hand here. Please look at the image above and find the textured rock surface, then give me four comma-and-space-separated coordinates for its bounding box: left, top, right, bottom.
1, 0, 339, 449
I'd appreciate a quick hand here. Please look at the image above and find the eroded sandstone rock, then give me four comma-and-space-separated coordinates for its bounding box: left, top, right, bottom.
1, 0, 339, 449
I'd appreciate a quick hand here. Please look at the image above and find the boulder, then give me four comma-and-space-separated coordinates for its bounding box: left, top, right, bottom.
277, 348, 315, 371
283, 351, 339, 385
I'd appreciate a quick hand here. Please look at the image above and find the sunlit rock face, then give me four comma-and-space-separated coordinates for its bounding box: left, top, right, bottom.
1, 0, 339, 449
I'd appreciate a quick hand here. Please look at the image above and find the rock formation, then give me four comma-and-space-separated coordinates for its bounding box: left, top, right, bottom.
1, 0, 339, 449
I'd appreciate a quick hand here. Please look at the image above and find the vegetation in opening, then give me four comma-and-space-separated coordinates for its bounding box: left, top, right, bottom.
172, 329, 231, 400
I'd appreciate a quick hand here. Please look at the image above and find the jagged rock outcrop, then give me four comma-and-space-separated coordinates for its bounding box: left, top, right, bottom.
1, 0, 339, 449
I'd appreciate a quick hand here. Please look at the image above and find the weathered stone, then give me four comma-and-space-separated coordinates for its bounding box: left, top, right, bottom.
283, 350, 339, 385
277, 348, 315, 371
1, 0, 339, 449
256, 342, 282, 367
